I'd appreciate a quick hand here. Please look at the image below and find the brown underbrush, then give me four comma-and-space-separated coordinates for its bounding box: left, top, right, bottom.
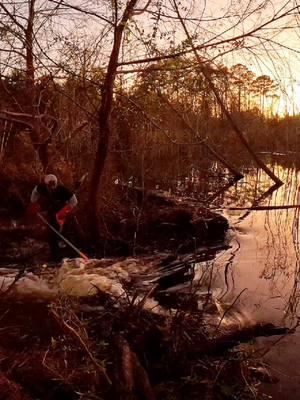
0, 290, 282, 400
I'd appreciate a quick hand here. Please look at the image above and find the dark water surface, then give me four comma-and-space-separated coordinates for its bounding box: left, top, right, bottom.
206, 164, 300, 399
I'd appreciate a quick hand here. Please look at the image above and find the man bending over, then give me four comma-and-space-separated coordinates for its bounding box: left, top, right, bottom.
28, 174, 77, 260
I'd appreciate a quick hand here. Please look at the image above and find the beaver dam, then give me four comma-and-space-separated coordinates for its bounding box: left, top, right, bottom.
1, 162, 299, 400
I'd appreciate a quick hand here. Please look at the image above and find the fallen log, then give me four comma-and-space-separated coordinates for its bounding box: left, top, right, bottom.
187, 322, 290, 357
158, 243, 230, 271
211, 205, 300, 211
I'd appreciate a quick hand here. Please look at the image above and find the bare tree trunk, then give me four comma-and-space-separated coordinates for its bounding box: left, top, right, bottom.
26, 0, 39, 151
88, 0, 139, 240
26, 1, 35, 91
173, 0, 283, 186
26, 0, 48, 169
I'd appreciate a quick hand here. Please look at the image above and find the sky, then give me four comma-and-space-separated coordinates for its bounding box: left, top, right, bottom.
132, 0, 300, 115
192, 1, 300, 114
94, 0, 300, 115
1, 0, 300, 115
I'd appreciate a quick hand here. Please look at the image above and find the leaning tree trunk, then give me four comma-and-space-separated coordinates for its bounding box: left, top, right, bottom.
173, 0, 283, 186
88, 0, 139, 241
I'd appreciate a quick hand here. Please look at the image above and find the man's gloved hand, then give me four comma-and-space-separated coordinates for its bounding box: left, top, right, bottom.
56, 205, 72, 226
26, 202, 41, 217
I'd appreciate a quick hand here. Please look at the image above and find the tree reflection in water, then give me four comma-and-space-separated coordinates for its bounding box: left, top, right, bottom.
191, 163, 300, 327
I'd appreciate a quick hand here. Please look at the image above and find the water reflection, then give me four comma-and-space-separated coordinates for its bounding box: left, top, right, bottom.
190, 162, 300, 399
211, 165, 300, 323
285, 209, 300, 320
181, 164, 299, 320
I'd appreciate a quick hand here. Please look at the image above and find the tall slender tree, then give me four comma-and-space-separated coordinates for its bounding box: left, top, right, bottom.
88, 0, 145, 239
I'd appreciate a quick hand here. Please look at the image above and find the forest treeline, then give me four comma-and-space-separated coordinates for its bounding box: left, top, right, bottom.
1, 0, 299, 239
1, 60, 299, 190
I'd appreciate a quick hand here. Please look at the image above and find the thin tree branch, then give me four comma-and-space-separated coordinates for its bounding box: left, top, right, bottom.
133, 0, 152, 15
0, 3, 26, 32
47, 0, 114, 25
118, 4, 300, 67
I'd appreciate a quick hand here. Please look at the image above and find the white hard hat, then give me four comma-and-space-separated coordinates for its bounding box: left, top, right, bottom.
44, 174, 58, 185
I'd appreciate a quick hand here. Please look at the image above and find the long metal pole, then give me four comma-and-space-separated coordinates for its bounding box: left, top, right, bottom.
37, 212, 89, 261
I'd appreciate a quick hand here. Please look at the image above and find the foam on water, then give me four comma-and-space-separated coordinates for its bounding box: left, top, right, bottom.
0, 258, 164, 313
56, 258, 125, 297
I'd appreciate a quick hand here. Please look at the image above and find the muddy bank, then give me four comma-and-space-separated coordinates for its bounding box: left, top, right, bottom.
120, 186, 228, 244
77, 185, 229, 256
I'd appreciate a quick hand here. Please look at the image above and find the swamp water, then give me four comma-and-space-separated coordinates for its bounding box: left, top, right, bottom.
205, 163, 300, 399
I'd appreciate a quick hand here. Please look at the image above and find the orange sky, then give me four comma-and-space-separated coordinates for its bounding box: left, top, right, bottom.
128, 0, 300, 115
